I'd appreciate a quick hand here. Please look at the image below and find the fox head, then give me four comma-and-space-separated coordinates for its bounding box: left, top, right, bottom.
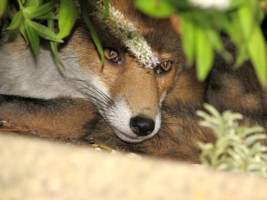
67, 0, 185, 142
0, 0, 184, 143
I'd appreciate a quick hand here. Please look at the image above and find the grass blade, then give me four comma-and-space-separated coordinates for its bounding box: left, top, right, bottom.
25, 20, 40, 55
80, 0, 104, 65
27, 20, 63, 42
57, 0, 78, 39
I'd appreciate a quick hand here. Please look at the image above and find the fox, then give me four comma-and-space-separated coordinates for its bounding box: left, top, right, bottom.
0, 0, 185, 143
1, 1, 267, 162
0, 68, 216, 162
1, 56, 267, 162
3, 61, 267, 162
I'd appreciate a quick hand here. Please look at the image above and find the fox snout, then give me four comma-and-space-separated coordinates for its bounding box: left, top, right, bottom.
130, 115, 155, 136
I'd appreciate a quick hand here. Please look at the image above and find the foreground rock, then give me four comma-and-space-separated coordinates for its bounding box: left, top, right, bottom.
0, 133, 267, 200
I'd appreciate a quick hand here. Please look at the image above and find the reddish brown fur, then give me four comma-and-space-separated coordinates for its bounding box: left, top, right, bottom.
1, 1, 267, 163
0, 67, 214, 162
68, 0, 182, 120
0, 96, 96, 140
1, 61, 267, 161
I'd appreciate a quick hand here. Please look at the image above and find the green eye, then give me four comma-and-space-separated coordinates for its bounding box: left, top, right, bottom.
155, 61, 173, 74
104, 48, 121, 63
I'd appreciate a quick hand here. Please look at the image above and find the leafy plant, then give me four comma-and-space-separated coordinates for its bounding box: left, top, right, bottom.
134, 0, 267, 85
1, 0, 266, 84
0, 0, 107, 66
197, 104, 267, 178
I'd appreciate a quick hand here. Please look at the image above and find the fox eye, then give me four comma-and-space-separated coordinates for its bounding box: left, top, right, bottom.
155, 61, 173, 75
104, 48, 121, 64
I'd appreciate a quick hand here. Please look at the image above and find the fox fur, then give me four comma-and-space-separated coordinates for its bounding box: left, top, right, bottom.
1, 1, 267, 162
0, 0, 185, 143
0, 68, 216, 162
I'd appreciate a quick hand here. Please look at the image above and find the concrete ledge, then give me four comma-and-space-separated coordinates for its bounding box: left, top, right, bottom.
0, 133, 267, 200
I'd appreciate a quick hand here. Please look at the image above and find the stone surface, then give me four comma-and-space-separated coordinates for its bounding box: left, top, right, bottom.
0, 132, 267, 200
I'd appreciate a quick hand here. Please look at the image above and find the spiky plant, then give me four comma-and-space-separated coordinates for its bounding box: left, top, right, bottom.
197, 104, 267, 178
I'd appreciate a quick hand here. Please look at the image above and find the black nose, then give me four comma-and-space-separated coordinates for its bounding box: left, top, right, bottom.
130, 116, 155, 136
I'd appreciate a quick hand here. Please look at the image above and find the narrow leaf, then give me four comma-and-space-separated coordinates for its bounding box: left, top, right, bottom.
80, 0, 104, 64
7, 11, 23, 30
245, 134, 267, 146
25, 0, 43, 7
25, 20, 40, 55
48, 19, 64, 67
27, 20, 63, 42
34, 12, 56, 20
134, 0, 175, 18
57, 0, 78, 39
24, 0, 58, 19
19, 24, 29, 45
238, 5, 254, 40
179, 14, 195, 66
247, 26, 267, 85
195, 27, 214, 81
102, 0, 109, 18
0, 0, 7, 17
206, 28, 232, 62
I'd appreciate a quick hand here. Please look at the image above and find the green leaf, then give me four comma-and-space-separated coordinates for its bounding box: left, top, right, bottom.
134, 0, 175, 18
238, 5, 254, 40
7, 11, 23, 30
102, 0, 109, 18
240, 126, 264, 137
34, 12, 56, 20
24, 20, 40, 55
227, 0, 244, 10
205, 28, 232, 62
179, 14, 195, 66
48, 19, 64, 67
235, 45, 249, 68
19, 24, 29, 45
80, 0, 105, 64
195, 27, 214, 81
57, 0, 78, 39
247, 26, 267, 86
0, 0, 7, 17
245, 134, 267, 146
23, 0, 58, 19
27, 20, 63, 42
203, 103, 222, 119
25, 0, 43, 7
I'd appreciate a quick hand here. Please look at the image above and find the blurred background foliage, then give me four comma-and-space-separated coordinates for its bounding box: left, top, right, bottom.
135, 0, 267, 84
0, 0, 267, 84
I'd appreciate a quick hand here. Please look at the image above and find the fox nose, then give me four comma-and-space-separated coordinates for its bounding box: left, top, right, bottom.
130, 116, 155, 136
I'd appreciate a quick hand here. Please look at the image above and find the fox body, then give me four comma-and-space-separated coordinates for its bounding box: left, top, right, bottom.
0, 68, 215, 162
1, 64, 267, 162
0, 0, 184, 143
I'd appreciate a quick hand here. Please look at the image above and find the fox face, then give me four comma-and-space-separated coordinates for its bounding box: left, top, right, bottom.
0, 0, 184, 143
75, 45, 178, 142
67, 3, 184, 142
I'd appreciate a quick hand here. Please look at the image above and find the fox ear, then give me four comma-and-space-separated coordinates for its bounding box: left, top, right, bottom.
170, 15, 180, 35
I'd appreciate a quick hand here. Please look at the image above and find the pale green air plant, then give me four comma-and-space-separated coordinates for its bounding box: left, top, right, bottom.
94, 0, 160, 69
197, 104, 267, 178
